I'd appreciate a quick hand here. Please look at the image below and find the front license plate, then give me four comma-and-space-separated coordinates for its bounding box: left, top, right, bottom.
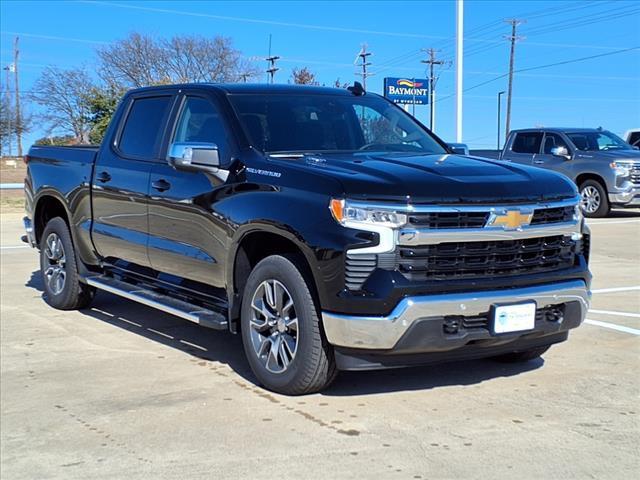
491, 302, 536, 334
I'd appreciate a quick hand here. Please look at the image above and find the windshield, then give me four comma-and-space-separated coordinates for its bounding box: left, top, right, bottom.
229, 93, 447, 155
566, 131, 630, 152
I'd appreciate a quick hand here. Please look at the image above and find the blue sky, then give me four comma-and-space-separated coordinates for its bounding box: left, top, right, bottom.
1, 0, 639, 149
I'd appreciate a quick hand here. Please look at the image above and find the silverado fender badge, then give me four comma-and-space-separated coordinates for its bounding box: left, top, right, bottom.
487, 209, 533, 230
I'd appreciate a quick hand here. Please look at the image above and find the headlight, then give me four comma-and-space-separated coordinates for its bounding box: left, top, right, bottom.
330, 199, 407, 228
610, 162, 631, 177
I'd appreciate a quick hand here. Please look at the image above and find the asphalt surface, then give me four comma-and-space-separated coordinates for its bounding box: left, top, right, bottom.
1, 211, 639, 479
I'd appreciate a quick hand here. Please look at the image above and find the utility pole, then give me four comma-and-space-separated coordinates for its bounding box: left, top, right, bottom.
497, 90, 505, 150
265, 34, 279, 84
13, 36, 22, 157
455, 0, 464, 142
504, 19, 524, 138
354, 44, 373, 90
3, 65, 12, 157
421, 48, 445, 132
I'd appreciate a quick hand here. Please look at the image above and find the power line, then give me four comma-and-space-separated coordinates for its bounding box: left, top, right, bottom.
435, 46, 640, 104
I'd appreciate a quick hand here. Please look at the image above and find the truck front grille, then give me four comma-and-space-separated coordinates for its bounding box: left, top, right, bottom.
406, 204, 574, 229
397, 235, 576, 281
630, 165, 640, 184
530, 206, 574, 224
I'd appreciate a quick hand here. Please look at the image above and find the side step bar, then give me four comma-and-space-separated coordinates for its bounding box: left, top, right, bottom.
85, 276, 228, 330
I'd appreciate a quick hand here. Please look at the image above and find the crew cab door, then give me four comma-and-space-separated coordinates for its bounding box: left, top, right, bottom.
146, 92, 234, 290
91, 92, 175, 269
533, 132, 573, 178
504, 132, 543, 165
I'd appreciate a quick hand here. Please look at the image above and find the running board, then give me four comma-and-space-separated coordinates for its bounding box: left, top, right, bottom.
85, 276, 228, 330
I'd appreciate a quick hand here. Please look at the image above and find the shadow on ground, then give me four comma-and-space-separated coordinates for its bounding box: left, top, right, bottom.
606, 209, 640, 218
26, 270, 544, 396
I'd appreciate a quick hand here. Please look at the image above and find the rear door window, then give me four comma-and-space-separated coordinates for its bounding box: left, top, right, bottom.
512, 132, 543, 154
118, 96, 173, 159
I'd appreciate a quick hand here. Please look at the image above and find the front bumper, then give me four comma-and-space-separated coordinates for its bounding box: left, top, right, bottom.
322, 280, 590, 351
609, 186, 640, 206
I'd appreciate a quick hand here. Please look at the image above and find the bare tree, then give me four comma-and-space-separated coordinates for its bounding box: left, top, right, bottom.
97, 32, 167, 88
291, 67, 319, 85
30, 67, 94, 144
97, 32, 258, 88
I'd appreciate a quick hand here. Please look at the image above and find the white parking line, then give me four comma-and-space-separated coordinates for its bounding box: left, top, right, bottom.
0, 245, 30, 250
592, 286, 640, 294
585, 319, 640, 335
589, 309, 640, 318
587, 219, 640, 225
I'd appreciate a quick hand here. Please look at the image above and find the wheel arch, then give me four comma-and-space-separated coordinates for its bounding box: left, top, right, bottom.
227, 225, 320, 332
576, 173, 608, 193
33, 192, 72, 246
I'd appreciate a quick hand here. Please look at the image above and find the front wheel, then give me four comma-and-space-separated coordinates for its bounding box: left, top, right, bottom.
579, 180, 610, 218
240, 254, 336, 395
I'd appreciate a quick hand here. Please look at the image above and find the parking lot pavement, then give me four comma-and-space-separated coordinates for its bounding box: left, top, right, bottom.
1, 211, 639, 479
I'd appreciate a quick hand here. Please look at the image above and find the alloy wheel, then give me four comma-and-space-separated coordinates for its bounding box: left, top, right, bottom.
581, 185, 601, 214
249, 279, 299, 374
43, 232, 66, 295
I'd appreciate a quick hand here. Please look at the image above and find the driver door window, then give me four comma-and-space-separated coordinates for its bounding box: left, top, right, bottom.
173, 96, 228, 162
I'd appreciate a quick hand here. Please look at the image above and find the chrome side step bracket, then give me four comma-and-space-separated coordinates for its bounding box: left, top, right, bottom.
85, 275, 228, 330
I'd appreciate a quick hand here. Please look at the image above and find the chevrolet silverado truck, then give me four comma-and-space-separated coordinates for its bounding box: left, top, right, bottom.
23, 83, 591, 394
473, 128, 640, 217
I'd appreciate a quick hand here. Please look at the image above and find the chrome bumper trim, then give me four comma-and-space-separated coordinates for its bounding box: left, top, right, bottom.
22, 216, 37, 248
398, 220, 580, 246
609, 187, 640, 206
322, 280, 590, 350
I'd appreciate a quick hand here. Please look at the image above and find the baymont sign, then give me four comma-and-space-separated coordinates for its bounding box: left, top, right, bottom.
383, 77, 429, 105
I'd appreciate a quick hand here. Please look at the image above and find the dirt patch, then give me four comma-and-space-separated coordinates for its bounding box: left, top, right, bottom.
1, 190, 24, 214
1, 158, 27, 184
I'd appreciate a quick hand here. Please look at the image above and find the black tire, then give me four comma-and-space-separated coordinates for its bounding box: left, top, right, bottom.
40, 217, 95, 310
579, 179, 610, 218
492, 345, 551, 363
240, 254, 337, 395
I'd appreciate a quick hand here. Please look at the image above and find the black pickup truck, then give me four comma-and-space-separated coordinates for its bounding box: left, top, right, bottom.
23, 83, 591, 394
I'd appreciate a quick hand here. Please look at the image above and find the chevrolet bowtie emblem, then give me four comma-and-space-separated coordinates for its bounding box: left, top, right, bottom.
488, 209, 533, 230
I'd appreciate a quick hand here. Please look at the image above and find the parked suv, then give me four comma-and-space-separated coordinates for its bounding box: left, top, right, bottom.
499, 128, 640, 217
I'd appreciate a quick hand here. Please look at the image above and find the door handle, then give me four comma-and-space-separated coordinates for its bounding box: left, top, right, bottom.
533, 160, 544, 164
152, 179, 171, 192
96, 171, 111, 183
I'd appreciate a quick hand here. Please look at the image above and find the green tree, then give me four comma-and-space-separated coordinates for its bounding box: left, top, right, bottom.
86, 86, 124, 144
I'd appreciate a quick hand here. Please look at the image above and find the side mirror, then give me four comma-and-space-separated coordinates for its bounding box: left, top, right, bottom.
447, 143, 469, 155
168, 142, 220, 171
550, 146, 570, 159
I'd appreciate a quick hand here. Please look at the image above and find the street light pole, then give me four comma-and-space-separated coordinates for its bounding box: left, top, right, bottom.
497, 90, 505, 150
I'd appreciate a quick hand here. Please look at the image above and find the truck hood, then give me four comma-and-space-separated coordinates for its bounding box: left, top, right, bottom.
575, 149, 640, 162
297, 152, 577, 204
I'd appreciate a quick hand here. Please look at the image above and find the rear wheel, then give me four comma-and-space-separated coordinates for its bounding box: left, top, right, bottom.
492, 345, 551, 363
240, 254, 336, 395
40, 217, 95, 310
579, 180, 609, 218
